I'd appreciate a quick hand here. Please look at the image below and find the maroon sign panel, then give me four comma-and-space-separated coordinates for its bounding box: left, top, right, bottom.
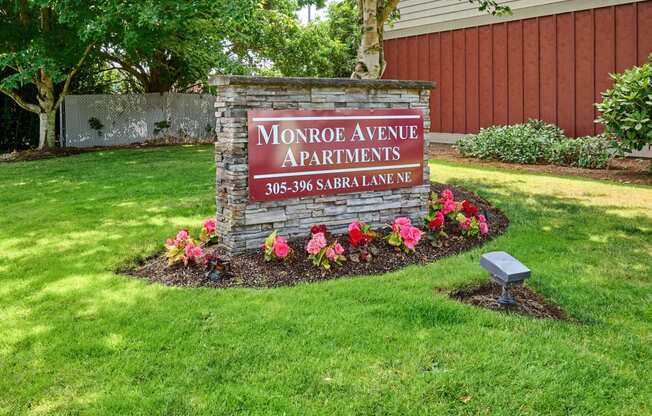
248, 109, 424, 201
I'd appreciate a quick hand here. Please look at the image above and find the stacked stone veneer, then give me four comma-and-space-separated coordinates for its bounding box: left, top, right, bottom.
211, 76, 434, 255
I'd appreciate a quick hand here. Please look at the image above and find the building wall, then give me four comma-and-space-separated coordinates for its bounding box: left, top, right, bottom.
384, 1, 652, 140
385, 0, 644, 39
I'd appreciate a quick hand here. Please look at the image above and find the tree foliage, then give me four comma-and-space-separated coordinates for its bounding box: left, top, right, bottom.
100, 0, 328, 92
272, 0, 359, 78
0, 0, 326, 148
0, 0, 100, 147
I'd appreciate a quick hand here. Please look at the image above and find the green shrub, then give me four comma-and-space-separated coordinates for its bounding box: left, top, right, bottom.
456, 119, 613, 169
457, 120, 560, 164
547, 135, 612, 169
596, 54, 652, 163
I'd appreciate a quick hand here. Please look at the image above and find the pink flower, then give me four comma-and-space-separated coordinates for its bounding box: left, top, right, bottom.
306, 240, 321, 255
442, 199, 456, 215
273, 237, 290, 258
348, 221, 361, 233
479, 222, 489, 235
478, 214, 487, 223
403, 226, 423, 250
184, 241, 203, 259
334, 242, 344, 255
306, 233, 326, 255
176, 229, 189, 242
165, 238, 177, 248
203, 218, 216, 234
311, 232, 327, 248
325, 247, 336, 261
399, 224, 412, 240
441, 189, 454, 201
394, 217, 412, 228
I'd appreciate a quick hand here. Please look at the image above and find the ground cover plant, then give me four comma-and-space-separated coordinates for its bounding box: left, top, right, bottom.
456, 119, 613, 168
1, 145, 652, 414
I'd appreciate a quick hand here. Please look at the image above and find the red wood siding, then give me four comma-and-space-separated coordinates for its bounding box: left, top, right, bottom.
384, 1, 652, 137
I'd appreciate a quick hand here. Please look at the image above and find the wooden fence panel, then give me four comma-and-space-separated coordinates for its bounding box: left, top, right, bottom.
385, 1, 652, 137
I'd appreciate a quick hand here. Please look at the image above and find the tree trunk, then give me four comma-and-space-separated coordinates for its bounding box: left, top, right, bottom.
36, 70, 57, 149
2, 44, 92, 149
38, 110, 57, 149
352, 0, 385, 79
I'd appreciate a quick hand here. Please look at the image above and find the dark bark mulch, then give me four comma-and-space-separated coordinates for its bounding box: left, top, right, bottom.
430, 143, 652, 186
448, 281, 568, 321
0, 138, 213, 163
0, 147, 92, 162
124, 184, 509, 289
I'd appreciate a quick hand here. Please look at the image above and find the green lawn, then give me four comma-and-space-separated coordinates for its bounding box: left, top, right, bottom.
1, 145, 651, 415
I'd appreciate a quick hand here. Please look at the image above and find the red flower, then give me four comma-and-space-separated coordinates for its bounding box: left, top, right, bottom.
428, 211, 445, 231
349, 227, 364, 247
310, 224, 328, 235
462, 200, 478, 217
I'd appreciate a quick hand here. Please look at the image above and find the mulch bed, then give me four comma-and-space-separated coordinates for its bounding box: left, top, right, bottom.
0, 139, 213, 163
125, 184, 509, 289
0, 147, 94, 162
430, 143, 652, 186
448, 281, 568, 321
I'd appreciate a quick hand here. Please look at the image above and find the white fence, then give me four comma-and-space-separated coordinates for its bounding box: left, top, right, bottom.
61, 93, 216, 147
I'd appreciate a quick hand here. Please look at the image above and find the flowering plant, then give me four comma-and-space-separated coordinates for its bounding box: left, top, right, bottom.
348, 220, 378, 262
348, 220, 376, 247
461, 200, 478, 217
425, 189, 455, 227
165, 229, 204, 266
306, 232, 345, 270
386, 217, 423, 253
456, 213, 489, 237
310, 224, 329, 237
164, 218, 221, 268
424, 189, 489, 241
199, 218, 217, 243
261, 231, 292, 261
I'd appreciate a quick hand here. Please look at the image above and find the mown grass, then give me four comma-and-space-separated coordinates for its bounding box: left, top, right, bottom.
1, 145, 651, 415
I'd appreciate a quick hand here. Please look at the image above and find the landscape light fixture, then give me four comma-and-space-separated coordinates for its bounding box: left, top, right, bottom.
480, 251, 531, 305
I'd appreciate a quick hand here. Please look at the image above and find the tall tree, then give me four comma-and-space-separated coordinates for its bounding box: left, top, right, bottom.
0, 1, 99, 148
101, 0, 327, 93
97, 0, 222, 93
270, 0, 359, 78
352, 0, 511, 79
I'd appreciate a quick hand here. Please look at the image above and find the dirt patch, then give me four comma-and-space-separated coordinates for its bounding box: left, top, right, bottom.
430, 143, 652, 186
448, 281, 568, 320
124, 184, 509, 289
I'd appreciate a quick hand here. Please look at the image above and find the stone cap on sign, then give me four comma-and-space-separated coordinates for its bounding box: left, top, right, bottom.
209, 75, 435, 90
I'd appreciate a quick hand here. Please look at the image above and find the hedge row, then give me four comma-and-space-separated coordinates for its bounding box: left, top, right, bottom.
456, 120, 612, 169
